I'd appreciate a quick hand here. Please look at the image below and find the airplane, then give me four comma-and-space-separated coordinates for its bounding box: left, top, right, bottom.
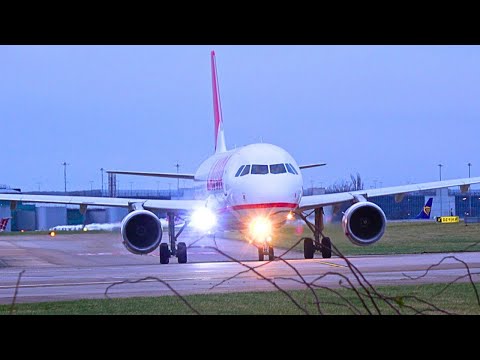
49, 217, 185, 232
0, 217, 10, 232
50, 223, 122, 232
415, 197, 433, 220
2, 50, 480, 264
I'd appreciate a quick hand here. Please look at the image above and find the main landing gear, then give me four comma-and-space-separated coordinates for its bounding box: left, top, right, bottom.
299, 207, 332, 259
257, 242, 275, 261
160, 212, 188, 264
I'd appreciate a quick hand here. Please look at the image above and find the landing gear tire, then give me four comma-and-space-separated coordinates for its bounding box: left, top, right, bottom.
268, 246, 275, 261
303, 238, 314, 259
321, 237, 332, 259
160, 243, 170, 264
177, 242, 187, 264
258, 247, 264, 261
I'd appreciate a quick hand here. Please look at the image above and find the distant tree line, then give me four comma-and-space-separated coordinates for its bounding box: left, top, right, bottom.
326, 173, 364, 193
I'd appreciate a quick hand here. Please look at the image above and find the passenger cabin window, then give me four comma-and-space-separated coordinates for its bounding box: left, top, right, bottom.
235, 165, 245, 177
240, 165, 251, 176
270, 163, 286, 174
285, 163, 298, 175
251, 165, 269, 175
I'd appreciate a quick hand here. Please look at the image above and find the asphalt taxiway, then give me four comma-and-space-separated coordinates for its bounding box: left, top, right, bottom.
0, 231, 479, 304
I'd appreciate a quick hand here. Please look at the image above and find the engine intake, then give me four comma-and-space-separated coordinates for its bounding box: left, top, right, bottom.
342, 201, 386, 246
121, 210, 162, 254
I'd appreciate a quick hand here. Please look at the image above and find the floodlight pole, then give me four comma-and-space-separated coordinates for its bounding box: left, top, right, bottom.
100, 168, 104, 196
438, 164, 443, 216
62, 162, 70, 193
468, 163, 472, 219
175, 162, 180, 191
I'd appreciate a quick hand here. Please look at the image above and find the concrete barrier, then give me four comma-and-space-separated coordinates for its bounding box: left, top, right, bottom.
464, 217, 480, 224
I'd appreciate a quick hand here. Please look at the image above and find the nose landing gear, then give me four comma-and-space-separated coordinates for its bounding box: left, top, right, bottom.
257, 242, 275, 261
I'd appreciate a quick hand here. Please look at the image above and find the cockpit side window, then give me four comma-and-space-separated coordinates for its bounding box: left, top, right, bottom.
235, 165, 245, 177
289, 163, 299, 175
270, 163, 287, 174
251, 165, 269, 175
240, 165, 251, 176
285, 164, 298, 175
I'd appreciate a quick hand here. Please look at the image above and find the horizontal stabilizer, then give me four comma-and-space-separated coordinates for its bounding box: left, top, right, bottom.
106, 170, 195, 180
299, 163, 327, 170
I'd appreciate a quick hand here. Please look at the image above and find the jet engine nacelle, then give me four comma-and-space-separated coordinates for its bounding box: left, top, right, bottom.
121, 210, 162, 254
342, 201, 386, 246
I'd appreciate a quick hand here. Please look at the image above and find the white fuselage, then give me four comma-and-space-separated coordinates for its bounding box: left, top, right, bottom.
193, 143, 303, 230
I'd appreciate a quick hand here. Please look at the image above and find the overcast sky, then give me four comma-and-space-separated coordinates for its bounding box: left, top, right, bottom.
1, 45, 479, 192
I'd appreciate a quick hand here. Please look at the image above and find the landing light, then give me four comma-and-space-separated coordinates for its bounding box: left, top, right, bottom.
191, 207, 217, 231
49, 231, 56, 237
83, 227, 88, 232
249, 217, 272, 240
286, 212, 294, 221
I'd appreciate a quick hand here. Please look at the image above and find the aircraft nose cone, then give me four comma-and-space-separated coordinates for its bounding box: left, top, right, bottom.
241, 175, 301, 206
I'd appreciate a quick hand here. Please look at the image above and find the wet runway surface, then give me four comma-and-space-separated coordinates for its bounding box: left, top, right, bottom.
1, 231, 479, 304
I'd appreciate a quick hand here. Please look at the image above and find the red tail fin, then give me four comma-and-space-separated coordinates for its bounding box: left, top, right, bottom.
0, 218, 10, 231
211, 51, 226, 153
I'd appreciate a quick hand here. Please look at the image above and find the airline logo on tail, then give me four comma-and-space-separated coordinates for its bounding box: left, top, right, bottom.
0, 217, 10, 232
415, 198, 433, 219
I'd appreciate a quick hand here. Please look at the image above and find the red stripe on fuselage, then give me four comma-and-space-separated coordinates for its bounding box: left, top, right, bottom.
223, 203, 298, 211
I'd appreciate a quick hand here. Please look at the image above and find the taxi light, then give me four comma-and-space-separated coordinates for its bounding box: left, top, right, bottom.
83, 227, 88, 232
249, 217, 272, 240
191, 207, 217, 231
286, 212, 294, 221
49, 231, 56, 237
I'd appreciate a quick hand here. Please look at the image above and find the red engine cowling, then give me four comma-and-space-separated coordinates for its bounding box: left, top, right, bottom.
342, 202, 386, 246
121, 210, 163, 254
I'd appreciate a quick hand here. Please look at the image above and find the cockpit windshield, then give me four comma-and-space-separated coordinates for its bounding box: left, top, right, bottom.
235, 165, 245, 177
270, 163, 286, 174
240, 165, 251, 176
285, 163, 298, 175
251, 165, 269, 175
234, 163, 298, 176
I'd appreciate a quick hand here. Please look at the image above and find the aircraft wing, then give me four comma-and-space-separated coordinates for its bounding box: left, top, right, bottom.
0, 194, 204, 212
299, 176, 480, 211
106, 170, 195, 180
